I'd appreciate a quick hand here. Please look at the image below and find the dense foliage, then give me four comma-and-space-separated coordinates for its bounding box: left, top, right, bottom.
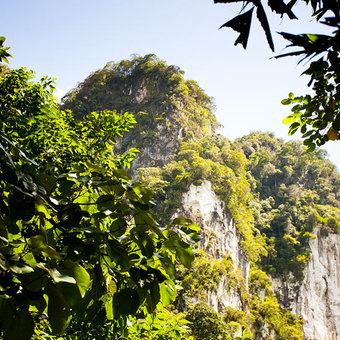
136, 134, 267, 263
282, 49, 340, 150
62, 54, 217, 151
238, 132, 340, 279
2, 9, 339, 333
178, 251, 303, 339
52, 54, 340, 338
0, 66, 201, 339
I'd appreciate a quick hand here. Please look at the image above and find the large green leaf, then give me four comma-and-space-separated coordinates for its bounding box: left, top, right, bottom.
112, 288, 140, 316
159, 280, 176, 307
145, 281, 160, 313
63, 260, 91, 297
58, 282, 82, 308
96, 194, 116, 211
4, 308, 34, 340
158, 253, 176, 277
28, 235, 60, 259
176, 241, 195, 268
35, 173, 57, 194
47, 285, 72, 335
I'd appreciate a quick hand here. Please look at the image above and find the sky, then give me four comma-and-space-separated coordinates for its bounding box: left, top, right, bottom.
2, 0, 339, 169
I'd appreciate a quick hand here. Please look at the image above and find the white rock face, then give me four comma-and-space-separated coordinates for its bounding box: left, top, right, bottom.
128, 120, 181, 177
178, 181, 248, 312
181, 181, 247, 269
179, 181, 340, 339
273, 229, 340, 340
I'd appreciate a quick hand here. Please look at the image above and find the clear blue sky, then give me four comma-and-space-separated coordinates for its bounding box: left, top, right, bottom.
3, 0, 339, 169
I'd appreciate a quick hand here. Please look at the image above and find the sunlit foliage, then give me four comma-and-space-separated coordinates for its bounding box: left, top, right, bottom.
0, 67, 200, 339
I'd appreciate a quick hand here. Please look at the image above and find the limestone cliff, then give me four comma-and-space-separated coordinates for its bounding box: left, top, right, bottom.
179, 181, 340, 339
273, 229, 340, 340
177, 181, 247, 312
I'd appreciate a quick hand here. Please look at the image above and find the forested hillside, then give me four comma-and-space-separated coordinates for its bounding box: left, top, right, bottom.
62, 55, 340, 339
238, 133, 340, 280
1, 53, 339, 339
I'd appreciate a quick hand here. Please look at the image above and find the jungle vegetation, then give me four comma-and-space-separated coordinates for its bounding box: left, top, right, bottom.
0, 51, 199, 339
61, 54, 340, 339
1, 34, 339, 338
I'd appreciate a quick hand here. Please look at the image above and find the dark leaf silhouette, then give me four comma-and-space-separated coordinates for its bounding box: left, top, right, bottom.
214, 0, 244, 3
267, 0, 297, 19
215, 0, 340, 148
255, 1, 275, 51
219, 7, 254, 49
276, 32, 335, 60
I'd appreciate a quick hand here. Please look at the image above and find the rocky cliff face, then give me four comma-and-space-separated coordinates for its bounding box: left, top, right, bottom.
273, 229, 340, 340
180, 181, 249, 279
177, 181, 247, 312
121, 116, 182, 177
179, 181, 340, 339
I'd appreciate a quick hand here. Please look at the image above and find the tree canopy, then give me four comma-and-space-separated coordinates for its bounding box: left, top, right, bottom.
0, 61, 200, 338
237, 131, 340, 278
1, 28, 340, 338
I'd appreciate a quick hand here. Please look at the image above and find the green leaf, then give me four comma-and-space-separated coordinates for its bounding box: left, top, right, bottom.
145, 281, 160, 313
63, 260, 91, 297
281, 98, 291, 105
172, 217, 201, 234
159, 253, 176, 277
24, 269, 47, 292
288, 122, 300, 135
283, 114, 300, 125
172, 217, 190, 226
96, 194, 116, 211
22, 252, 37, 268
176, 242, 194, 268
50, 268, 76, 284
306, 142, 316, 152
28, 235, 60, 259
110, 218, 127, 236
9, 264, 34, 274
35, 198, 51, 218
36, 173, 57, 193
86, 161, 106, 174
113, 169, 131, 181
84, 300, 107, 326
58, 179, 77, 196
47, 285, 72, 335
112, 288, 140, 316
4, 308, 34, 340
159, 280, 176, 306
58, 282, 82, 308
306, 34, 319, 42
302, 130, 314, 138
